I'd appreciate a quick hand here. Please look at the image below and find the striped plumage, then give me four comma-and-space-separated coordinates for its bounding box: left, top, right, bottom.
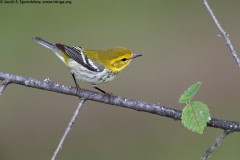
32, 36, 142, 93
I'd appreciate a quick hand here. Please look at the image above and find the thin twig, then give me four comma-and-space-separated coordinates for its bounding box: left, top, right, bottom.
203, 0, 240, 67
0, 79, 11, 95
51, 98, 86, 160
0, 72, 240, 132
200, 130, 232, 160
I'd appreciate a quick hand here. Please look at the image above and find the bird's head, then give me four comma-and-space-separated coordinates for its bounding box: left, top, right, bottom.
103, 47, 142, 73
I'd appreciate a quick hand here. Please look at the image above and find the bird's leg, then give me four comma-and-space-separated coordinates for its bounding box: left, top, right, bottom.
71, 73, 82, 95
92, 84, 108, 94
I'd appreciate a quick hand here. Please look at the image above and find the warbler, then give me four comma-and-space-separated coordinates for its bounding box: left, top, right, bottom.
32, 36, 142, 93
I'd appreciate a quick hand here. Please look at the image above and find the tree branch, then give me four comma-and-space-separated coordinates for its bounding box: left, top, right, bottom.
203, 0, 240, 67
0, 71, 240, 132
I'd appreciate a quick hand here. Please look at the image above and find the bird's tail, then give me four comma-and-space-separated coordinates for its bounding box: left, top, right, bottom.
32, 36, 67, 63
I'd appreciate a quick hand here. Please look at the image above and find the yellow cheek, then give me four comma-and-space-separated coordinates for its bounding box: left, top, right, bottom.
105, 60, 131, 73
112, 61, 129, 71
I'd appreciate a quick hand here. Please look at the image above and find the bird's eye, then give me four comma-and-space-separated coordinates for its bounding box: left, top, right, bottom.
121, 58, 127, 61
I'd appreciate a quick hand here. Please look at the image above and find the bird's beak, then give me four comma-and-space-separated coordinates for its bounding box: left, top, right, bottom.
131, 54, 142, 59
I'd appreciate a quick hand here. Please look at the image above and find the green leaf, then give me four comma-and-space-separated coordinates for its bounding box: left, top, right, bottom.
179, 82, 202, 104
181, 101, 210, 134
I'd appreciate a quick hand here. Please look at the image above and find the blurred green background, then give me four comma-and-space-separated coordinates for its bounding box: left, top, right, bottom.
1, 0, 240, 159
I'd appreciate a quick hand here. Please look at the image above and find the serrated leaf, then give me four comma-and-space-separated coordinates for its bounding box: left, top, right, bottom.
181, 101, 210, 134
179, 82, 202, 104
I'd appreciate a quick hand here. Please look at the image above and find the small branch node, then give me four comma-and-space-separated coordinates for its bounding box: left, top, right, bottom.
43, 77, 52, 82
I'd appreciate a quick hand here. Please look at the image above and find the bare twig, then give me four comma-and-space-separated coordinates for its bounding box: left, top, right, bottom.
0, 72, 240, 132
200, 130, 232, 160
51, 98, 86, 160
203, 0, 240, 67
0, 79, 11, 95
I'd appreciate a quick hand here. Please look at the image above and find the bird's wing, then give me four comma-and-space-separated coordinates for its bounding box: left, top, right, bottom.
56, 44, 104, 72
